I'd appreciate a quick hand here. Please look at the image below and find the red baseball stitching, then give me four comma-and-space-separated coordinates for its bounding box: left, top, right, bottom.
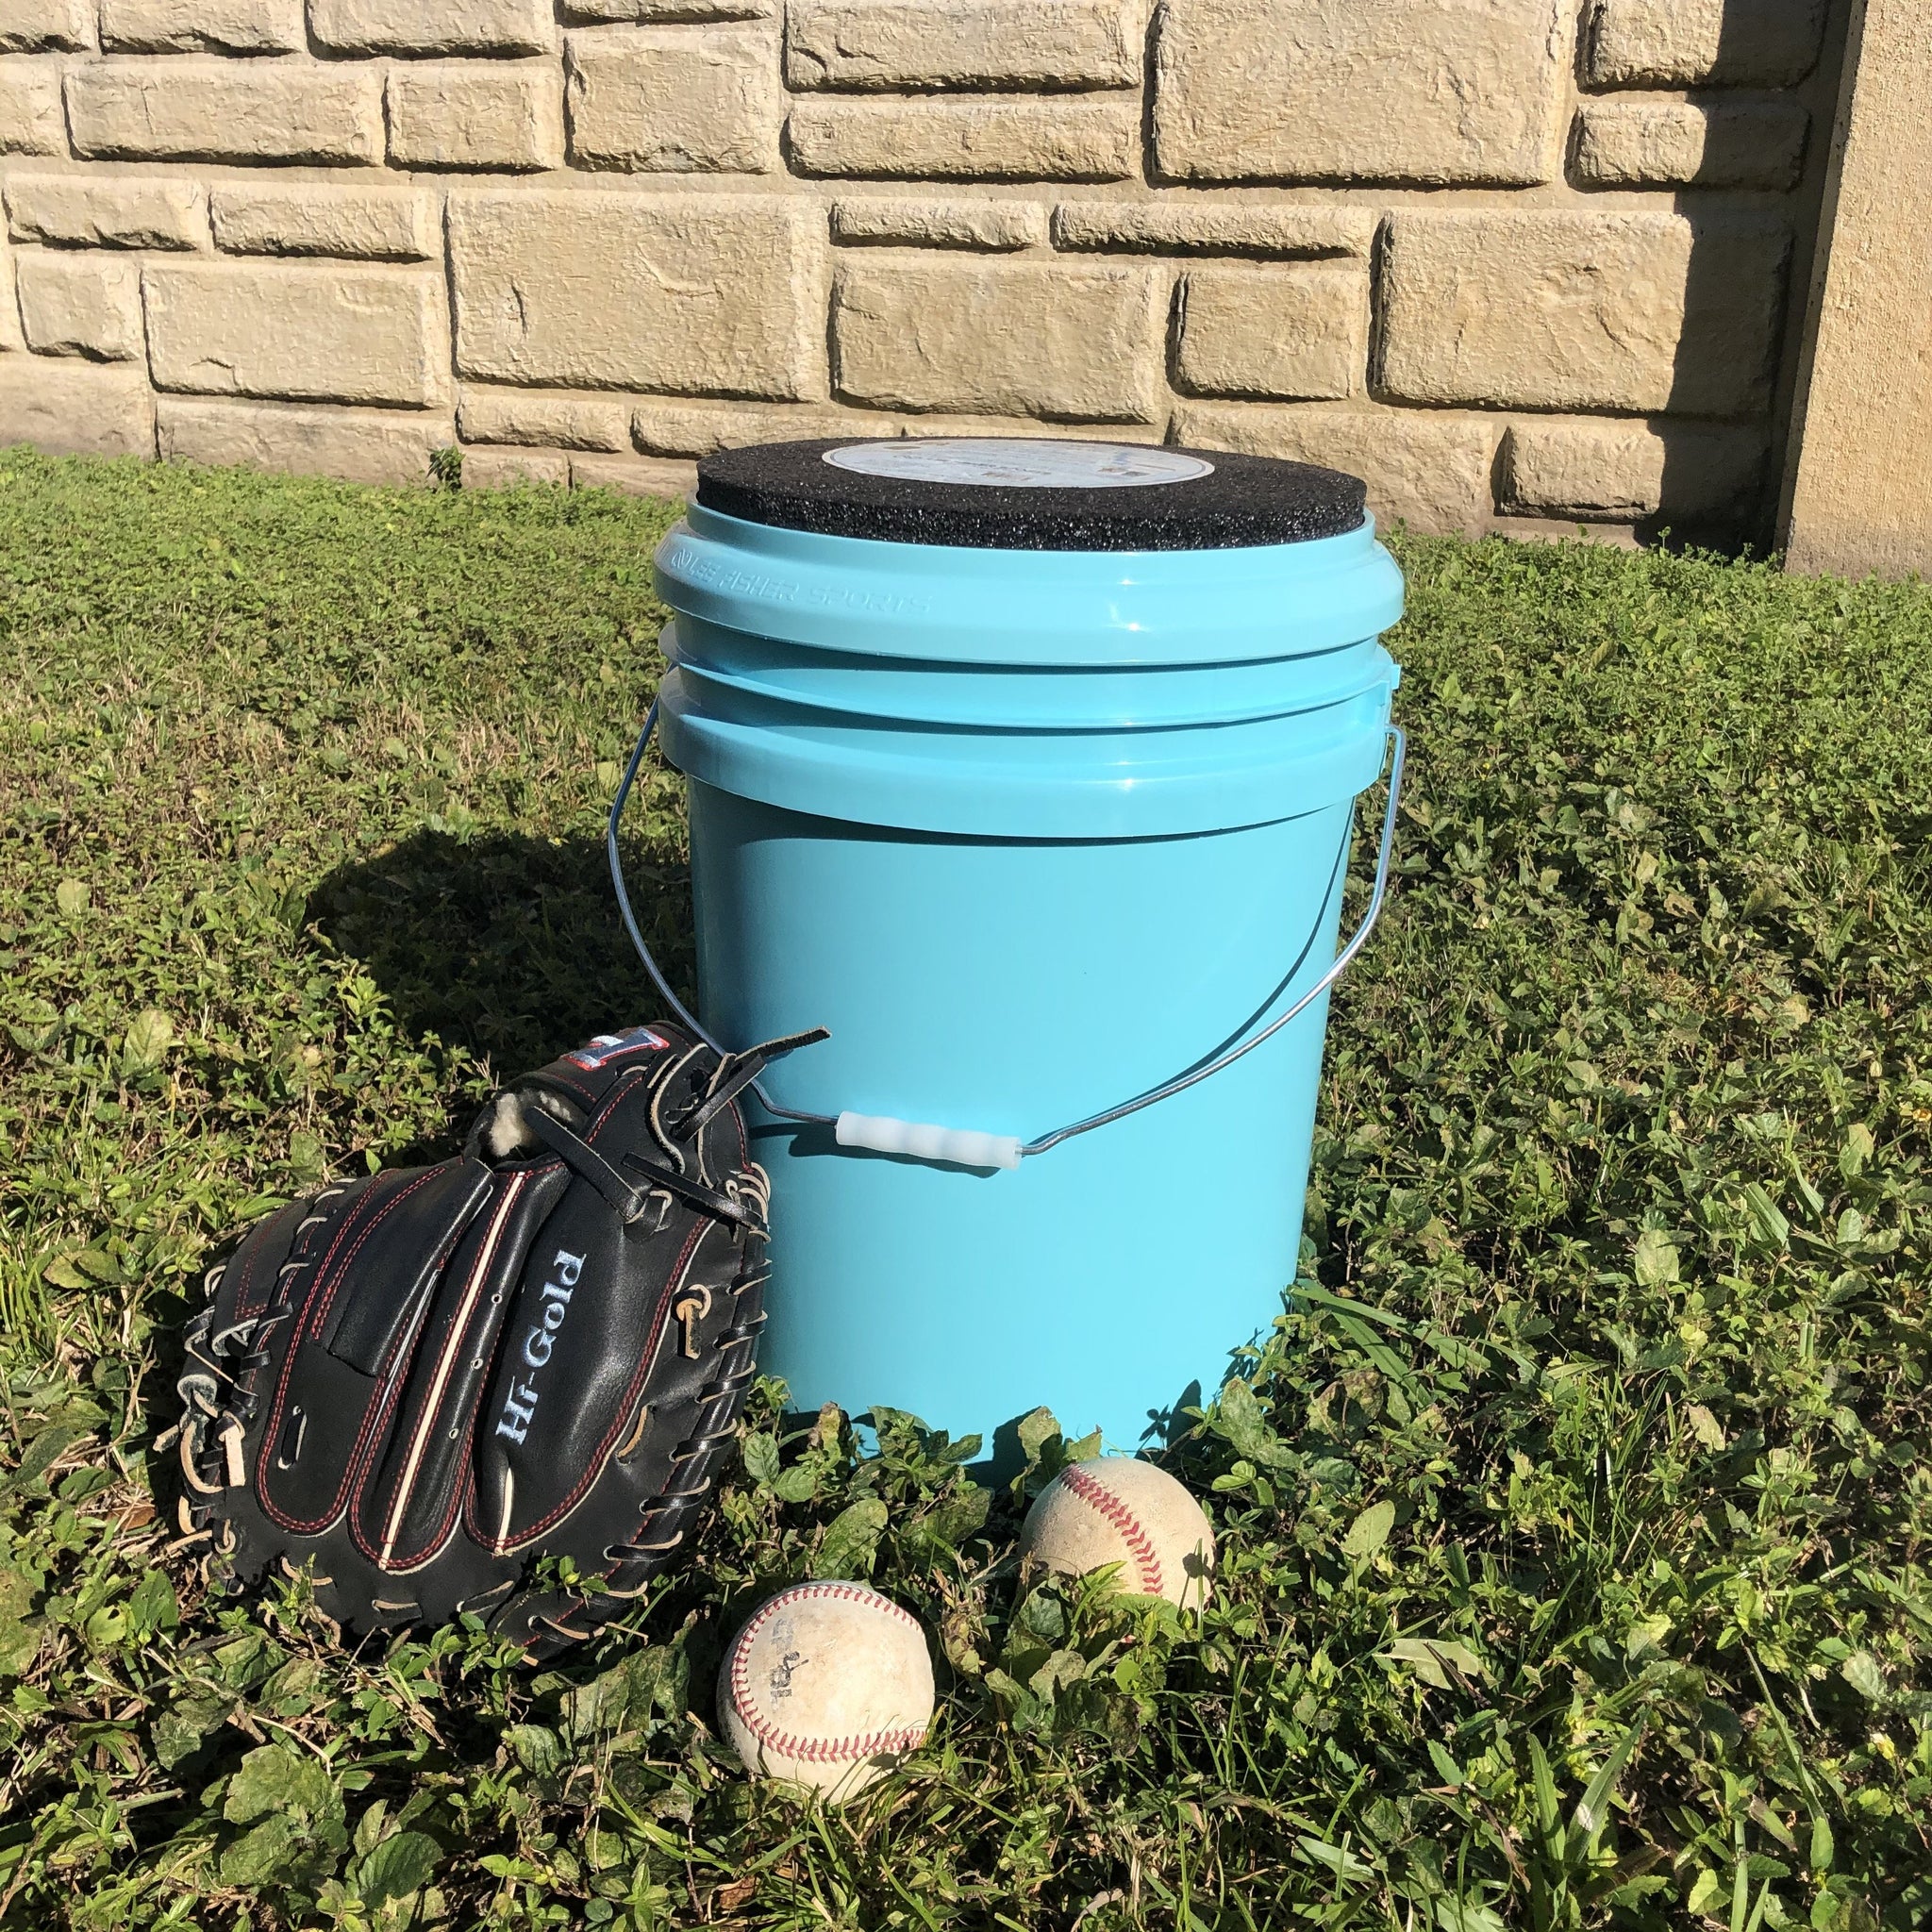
1058, 1464, 1164, 1596
727, 1585, 927, 1765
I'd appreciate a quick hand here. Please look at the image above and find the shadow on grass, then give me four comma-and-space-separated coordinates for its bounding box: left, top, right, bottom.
308, 828, 695, 1080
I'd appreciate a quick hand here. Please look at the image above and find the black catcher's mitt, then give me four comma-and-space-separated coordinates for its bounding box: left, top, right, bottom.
173, 1022, 819, 1658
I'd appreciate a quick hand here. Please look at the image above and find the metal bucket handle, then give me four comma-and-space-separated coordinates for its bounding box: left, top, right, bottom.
608, 705, 1405, 1171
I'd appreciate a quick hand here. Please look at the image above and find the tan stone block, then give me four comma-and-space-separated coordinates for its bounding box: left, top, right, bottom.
564, 0, 768, 19
157, 396, 452, 484
99, 0, 302, 52
449, 191, 822, 398
0, 0, 92, 51
388, 63, 564, 172
0, 231, 22, 350
458, 386, 632, 449
309, 0, 554, 54
1050, 202, 1374, 258
786, 0, 1135, 91
1572, 96, 1807, 190
1377, 210, 1790, 416
16, 249, 142, 357
1175, 264, 1366, 400
832, 258, 1157, 419
0, 357, 152, 455
632, 398, 902, 452
871, 411, 1162, 443
7, 173, 206, 248
789, 96, 1137, 181
1501, 417, 1767, 520
1155, 0, 1564, 187
565, 28, 778, 174
0, 58, 67, 151
830, 197, 1045, 250
67, 60, 384, 163
1174, 402, 1496, 534
211, 186, 438, 261
144, 262, 448, 406
462, 443, 571, 487
1583, 0, 1824, 86
570, 449, 695, 495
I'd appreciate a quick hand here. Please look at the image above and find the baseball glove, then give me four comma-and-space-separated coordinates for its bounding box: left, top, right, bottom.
173, 1021, 821, 1658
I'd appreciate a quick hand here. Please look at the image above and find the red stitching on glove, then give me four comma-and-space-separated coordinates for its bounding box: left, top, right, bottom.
299, 1170, 442, 1350
375, 1073, 638, 1563
1058, 1463, 1164, 1597
340, 1163, 559, 1563
360, 1171, 530, 1569
231, 1203, 293, 1319
536, 1069, 599, 1108
727, 1585, 927, 1765
255, 1170, 445, 1535
470, 1213, 711, 1552
464, 1076, 699, 1555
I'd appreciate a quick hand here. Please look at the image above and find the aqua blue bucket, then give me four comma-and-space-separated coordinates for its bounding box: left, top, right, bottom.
637, 453, 1404, 1453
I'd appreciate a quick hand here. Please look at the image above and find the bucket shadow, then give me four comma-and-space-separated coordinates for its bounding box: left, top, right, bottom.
308, 828, 694, 1080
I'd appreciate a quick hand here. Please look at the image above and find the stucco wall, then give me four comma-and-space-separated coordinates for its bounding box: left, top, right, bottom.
1780, 0, 1932, 576
0, 0, 1844, 542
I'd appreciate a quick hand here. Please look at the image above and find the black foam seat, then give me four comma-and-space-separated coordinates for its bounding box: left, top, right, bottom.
693, 436, 1368, 552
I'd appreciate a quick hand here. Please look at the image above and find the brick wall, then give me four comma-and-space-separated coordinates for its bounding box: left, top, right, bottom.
0, 0, 1844, 541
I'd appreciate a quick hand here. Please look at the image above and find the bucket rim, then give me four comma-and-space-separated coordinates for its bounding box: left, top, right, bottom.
653, 504, 1406, 670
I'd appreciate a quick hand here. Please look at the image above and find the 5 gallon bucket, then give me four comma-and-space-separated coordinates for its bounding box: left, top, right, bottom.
632, 437, 1404, 1453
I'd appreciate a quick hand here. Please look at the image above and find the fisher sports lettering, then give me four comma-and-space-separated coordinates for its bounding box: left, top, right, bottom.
494, 1249, 585, 1446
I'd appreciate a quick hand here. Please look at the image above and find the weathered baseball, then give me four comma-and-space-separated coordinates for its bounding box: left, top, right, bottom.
1020, 1457, 1216, 1611
719, 1582, 936, 1798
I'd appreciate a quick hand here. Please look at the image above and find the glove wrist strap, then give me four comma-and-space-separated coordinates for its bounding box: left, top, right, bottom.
522, 1103, 755, 1232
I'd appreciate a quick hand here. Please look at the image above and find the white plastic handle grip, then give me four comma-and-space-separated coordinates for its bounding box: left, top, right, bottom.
835, 1112, 1024, 1173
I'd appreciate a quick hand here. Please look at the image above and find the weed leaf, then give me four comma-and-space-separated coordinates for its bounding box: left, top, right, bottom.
1341, 1499, 1395, 1559
812, 1497, 890, 1579
353, 1829, 442, 1907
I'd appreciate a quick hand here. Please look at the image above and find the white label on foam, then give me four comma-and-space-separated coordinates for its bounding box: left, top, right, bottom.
821, 439, 1214, 490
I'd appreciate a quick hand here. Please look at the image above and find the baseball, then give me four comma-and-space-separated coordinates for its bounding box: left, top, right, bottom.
1020, 1457, 1216, 1611
719, 1582, 936, 1798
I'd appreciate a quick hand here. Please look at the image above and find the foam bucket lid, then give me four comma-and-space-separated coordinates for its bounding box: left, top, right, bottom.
693, 436, 1366, 552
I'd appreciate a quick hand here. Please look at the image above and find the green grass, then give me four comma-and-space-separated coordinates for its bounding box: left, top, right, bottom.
0, 448, 1928, 1932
